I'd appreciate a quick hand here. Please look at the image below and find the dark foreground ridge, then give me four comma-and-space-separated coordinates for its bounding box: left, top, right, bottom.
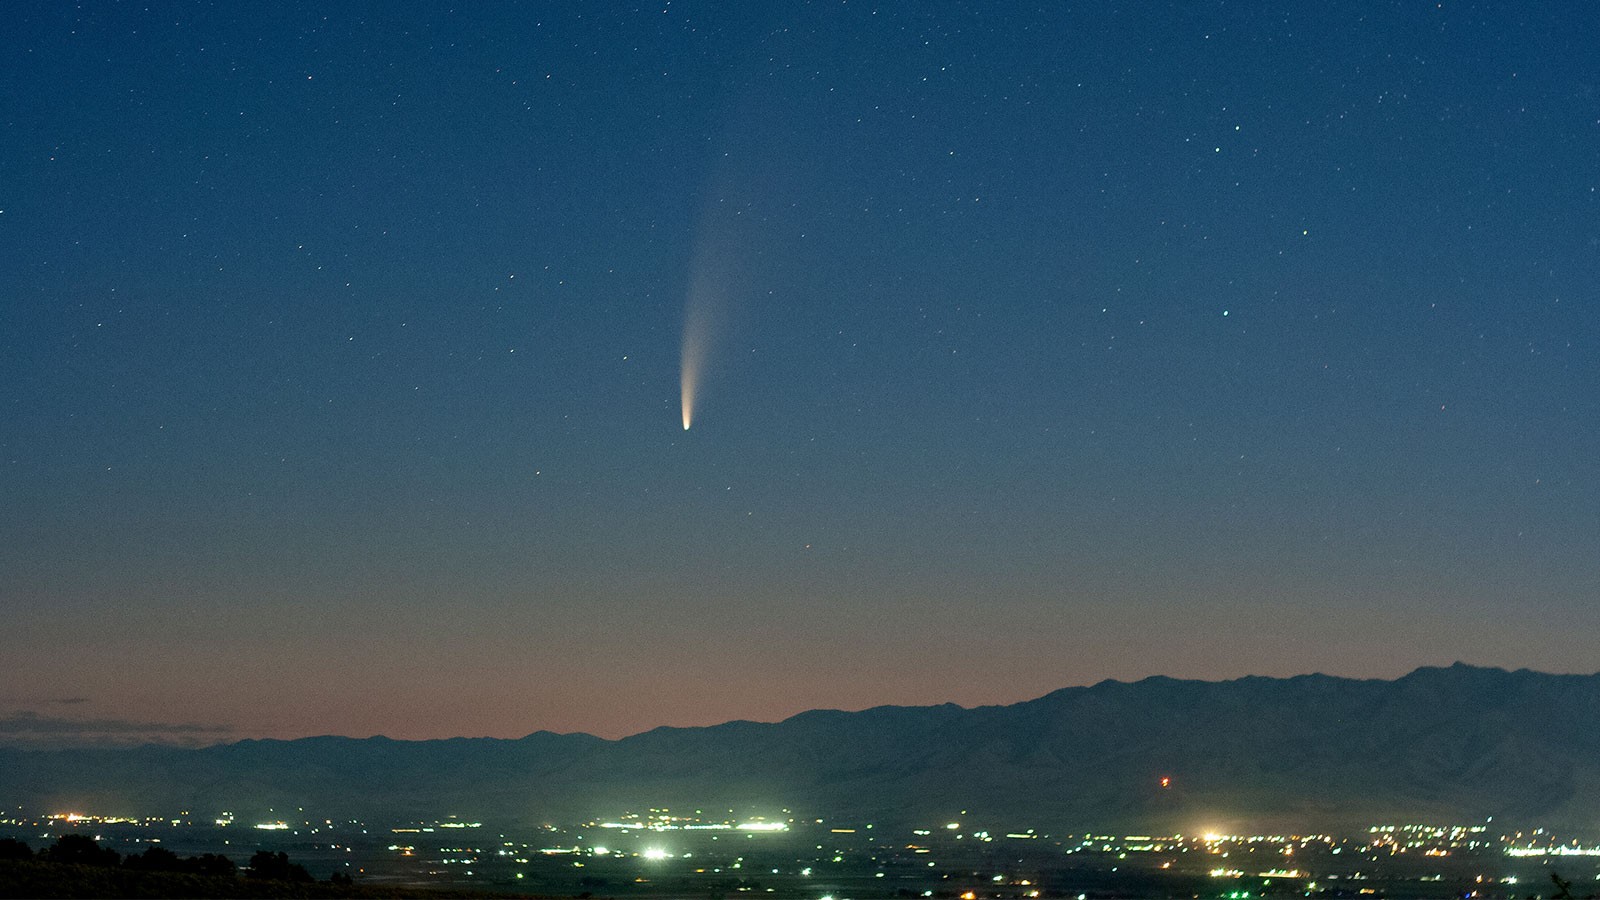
0, 836, 506, 899
0, 861, 511, 899
5, 664, 1600, 831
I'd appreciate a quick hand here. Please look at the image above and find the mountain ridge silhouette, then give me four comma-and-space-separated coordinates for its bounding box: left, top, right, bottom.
5, 664, 1597, 833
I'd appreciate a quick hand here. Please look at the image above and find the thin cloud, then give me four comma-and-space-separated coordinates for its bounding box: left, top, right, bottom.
0, 711, 233, 749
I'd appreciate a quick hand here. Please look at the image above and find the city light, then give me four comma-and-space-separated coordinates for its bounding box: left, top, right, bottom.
738, 822, 789, 832
8, 805, 1593, 897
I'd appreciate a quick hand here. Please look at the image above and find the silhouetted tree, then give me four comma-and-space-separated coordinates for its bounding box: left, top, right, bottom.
1551, 871, 1576, 900
187, 852, 238, 877
329, 870, 353, 885
0, 837, 32, 860
246, 849, 313, 882
39, 833, 120, 867
123, 844, 184, 872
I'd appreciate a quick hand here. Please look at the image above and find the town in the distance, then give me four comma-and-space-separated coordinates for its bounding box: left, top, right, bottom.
5, 803, 1599, 899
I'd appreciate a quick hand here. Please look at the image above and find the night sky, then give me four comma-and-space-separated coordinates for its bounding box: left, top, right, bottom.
3, 2, 1597, 746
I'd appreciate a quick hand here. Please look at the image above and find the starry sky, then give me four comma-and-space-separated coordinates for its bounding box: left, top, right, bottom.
3, 1, 1597, 746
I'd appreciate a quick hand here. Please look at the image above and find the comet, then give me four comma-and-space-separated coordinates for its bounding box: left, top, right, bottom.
679, 260, 726, 432
680, 280, 708, 431
680, 325, 701, 430
679, 164, 751, 431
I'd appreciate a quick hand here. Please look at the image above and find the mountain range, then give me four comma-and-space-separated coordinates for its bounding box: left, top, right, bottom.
5, 663, 1599, 833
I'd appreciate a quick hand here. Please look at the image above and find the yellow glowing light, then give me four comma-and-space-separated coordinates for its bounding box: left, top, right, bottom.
738, 822, 789, 832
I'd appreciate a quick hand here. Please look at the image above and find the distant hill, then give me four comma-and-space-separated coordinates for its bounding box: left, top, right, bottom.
6, 664, 1600, 833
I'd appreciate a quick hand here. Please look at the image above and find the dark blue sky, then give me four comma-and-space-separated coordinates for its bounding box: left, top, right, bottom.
3, 1, 1597, 743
